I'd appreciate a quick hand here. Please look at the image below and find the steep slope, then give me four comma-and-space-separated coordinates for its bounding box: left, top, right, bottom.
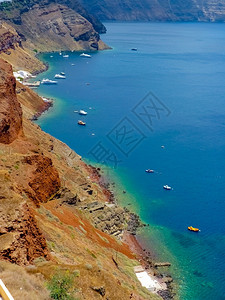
0, 0, 108, 73
0, 58, 22, 144
0, 22, 46, 73
0, 0, 106, 34
80, 0, 225, 21
15, 3, 105, 52
0, 1, 107, 52
54, 0, 107, 33
0, 59, 164, 299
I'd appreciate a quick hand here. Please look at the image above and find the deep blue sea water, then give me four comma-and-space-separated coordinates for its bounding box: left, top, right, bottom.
36, 23, 225, 300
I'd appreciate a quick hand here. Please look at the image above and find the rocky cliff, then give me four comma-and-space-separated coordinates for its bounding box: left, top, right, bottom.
0, 22, 46, 75
7, 2, 107, 52
0, 59, 22, 144
0, 0, 106, 33
0, 21, 21, 52
0, 58, 163, 299
0, 0, 108, 73
80, 0, 225, 21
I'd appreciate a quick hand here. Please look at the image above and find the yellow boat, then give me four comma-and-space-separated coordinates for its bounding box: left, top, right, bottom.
188, 226, 200, 232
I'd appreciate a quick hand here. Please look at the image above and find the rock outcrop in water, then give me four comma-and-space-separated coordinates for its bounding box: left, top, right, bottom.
80, 0, 225, 22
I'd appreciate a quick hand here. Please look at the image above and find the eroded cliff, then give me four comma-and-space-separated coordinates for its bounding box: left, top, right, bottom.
9, 3, 107, 52
0, 0, 108, 73
80, 0, 225, 22
0, 22, 47, 73
0, 58, 22, 143
0, 0, 107, 51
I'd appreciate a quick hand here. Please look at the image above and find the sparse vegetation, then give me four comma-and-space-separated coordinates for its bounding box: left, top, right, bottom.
86, 248, 97, 259
47, 240, 56, 251
47, 271, 76, 300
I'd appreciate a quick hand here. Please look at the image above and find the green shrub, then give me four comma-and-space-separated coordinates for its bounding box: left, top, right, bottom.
18, 76, 24, 82
47, 271, 75, 300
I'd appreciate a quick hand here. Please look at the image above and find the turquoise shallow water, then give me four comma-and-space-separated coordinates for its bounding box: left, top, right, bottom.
36, 23, 225, 299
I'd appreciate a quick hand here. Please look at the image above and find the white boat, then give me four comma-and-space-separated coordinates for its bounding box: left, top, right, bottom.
59, 52, 62, 55
79, 110, 87, 115
163, 185, 172, 190
145, 169, 154, 173
41, 79, 57, 85
63, 54, 69, 58
23, 81, 40, 87
80, 53, 92, 58
54, 74, 66, 79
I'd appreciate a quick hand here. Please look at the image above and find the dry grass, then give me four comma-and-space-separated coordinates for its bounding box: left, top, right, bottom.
0, 261, 50, 300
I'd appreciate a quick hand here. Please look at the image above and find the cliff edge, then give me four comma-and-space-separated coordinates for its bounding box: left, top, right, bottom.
0, 59, 22, 144
80, 0, 225, 22
0, 0, 108, 73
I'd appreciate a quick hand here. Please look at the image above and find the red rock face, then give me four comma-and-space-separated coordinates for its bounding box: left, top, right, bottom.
0, 203, 50, 265
0, 59, 23, 144
23, 155, 61, 206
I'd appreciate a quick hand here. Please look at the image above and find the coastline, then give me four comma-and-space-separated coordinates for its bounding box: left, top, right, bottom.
31, 97, 53, 121
25, 52, 175, 299
84, 163, 175, 299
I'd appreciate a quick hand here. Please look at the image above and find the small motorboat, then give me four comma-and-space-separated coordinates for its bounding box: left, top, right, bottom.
188, 226, 200, 232
145, 169, 154, 173
131, 48, 138, 51
63, 54, 69, 58
78, 120, 86, 126
54, 74, 66, 79
80, 53, 92, 58
163, 185, 172, 190
41, 79, 57, 85
79, 110, 87, 115
60, 72, 65, 76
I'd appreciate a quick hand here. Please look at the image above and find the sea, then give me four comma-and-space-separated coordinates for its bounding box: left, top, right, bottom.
35, 22, 225, 300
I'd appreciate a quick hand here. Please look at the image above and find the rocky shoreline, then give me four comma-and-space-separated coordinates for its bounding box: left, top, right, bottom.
82, 164, 175, 299
31, 98, 53, 121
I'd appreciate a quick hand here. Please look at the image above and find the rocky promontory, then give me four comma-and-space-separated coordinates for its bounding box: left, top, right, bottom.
0, 0, 108, 73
